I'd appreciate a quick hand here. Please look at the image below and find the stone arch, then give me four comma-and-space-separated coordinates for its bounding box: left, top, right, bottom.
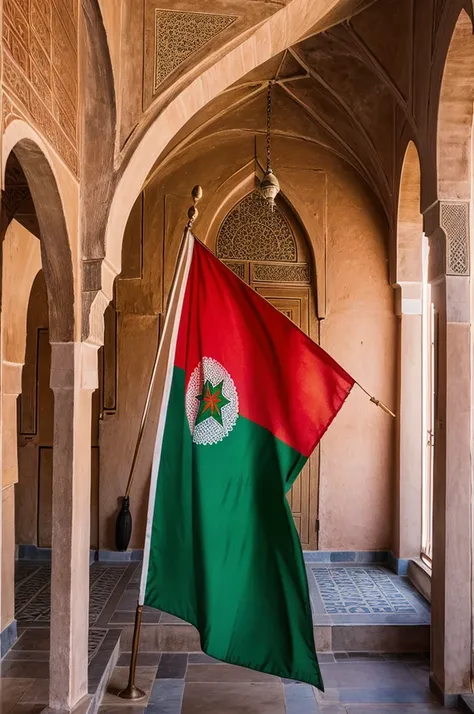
89, 0, 379, 343
437, 8, 474, 201
80, 0, 116, 261
2, 122, 75, 342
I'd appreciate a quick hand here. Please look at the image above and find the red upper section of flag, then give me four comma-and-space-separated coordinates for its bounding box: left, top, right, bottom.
175, 239, 354, 457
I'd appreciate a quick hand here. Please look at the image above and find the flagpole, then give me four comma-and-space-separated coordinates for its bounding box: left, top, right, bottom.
354, 381, 396, 418
115, 184, 203, 552
117, 187, 203, 700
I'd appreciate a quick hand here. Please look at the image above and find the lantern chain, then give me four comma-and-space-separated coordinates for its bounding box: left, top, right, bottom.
266, 80, 273, 174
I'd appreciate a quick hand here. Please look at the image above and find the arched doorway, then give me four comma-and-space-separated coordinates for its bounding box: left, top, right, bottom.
215, 190, 319, 548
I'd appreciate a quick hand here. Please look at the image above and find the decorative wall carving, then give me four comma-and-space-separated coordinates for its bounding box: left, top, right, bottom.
2, 0, 79, 175
222, 261, 245, 280
217, 191, 297, 262
154, 9, 236, 91
253, 263, 310, 284
440, 202, 469, 276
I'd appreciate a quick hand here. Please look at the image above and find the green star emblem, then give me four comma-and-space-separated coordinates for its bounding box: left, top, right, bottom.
195, 380, 230, 427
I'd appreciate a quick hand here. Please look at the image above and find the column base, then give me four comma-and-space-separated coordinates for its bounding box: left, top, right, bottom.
1, 619, 17, 658
17, 545, 96, 565
429, 673, 461, 708
41, 695, 93, 714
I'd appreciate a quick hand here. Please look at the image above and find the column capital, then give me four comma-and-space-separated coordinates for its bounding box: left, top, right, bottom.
1, 361, 24, 396
395, 282, 423, 316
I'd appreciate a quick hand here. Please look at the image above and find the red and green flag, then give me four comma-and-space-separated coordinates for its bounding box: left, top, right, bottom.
139, 234, 354, 689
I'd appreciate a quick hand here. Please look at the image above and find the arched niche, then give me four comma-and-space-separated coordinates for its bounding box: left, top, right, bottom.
396, 142, 423, 285
3, 134, 74, 343
215, 190, 312, 286
393, 141, 424, 564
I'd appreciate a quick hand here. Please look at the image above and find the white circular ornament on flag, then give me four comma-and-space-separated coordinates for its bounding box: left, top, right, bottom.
185, 357, 239, 446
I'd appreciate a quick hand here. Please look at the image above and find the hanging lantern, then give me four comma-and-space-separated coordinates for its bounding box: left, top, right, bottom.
260, 81, 280, 210
260, 169, 280, 210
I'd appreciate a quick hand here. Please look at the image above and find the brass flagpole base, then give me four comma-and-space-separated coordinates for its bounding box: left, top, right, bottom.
118, 604, 146, 700
118, 684, 146, 700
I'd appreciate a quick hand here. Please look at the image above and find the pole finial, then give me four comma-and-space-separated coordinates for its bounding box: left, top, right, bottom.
187, 185, 203, 229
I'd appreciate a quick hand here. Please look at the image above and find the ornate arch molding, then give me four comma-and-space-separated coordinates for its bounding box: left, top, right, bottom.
2, 122, 75, 342
200, 164, 325, 317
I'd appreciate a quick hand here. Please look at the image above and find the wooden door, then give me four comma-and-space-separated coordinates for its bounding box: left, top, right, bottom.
254, 285, 319, 549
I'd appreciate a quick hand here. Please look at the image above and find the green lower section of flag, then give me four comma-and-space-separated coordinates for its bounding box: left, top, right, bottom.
144, 366, 323, 689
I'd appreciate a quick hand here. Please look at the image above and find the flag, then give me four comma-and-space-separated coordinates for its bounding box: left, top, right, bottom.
139, 233, 354, 689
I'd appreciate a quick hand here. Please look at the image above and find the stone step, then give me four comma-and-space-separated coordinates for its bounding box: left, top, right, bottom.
120, 621, 430, 655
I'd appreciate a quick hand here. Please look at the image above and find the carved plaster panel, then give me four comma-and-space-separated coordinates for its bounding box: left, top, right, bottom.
143, 4, 238, 108
154, 9, 236, 92
252, 263, 310, 284
222, 261, 245, 280
440, 202, 469, 277
2, 0, 79, 175
217, 191, 297, 263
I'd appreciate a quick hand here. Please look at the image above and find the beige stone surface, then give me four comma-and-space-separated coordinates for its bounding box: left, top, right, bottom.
0, 679, 36, 714
1, 486, 15, 630
182, 682, 286, 714
185, 664, 277, 683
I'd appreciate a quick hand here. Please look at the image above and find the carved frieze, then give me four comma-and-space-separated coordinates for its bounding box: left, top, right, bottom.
2, 0, 78, 175
222, 261, 245, 280
253, 263, 310, 284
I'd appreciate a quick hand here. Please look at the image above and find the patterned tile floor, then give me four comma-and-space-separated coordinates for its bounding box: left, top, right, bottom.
307, 564, 430, 625
1, 561, 441, 714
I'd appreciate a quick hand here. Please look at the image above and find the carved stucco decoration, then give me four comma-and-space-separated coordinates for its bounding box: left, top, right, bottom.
222, 261, 245, 280
2, 0, 78, 175
253, 263, 310, 283
440, 202, 470, 276
154, 9, 236, 91
217, 191, 297, 263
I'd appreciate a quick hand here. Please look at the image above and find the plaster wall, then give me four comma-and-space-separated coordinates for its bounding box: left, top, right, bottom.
98, 135, 395, 552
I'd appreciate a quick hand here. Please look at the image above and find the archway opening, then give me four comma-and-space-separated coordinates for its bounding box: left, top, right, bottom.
394, 142, 433, 569
0, 137, 75, 667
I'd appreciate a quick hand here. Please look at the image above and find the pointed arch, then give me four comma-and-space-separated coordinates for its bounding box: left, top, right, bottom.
437, 8, 474, 201
2, 124, 74, 342
396, 141, 423, 285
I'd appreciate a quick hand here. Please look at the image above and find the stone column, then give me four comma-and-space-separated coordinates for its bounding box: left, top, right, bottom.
394, 283, 423, 565
427, 202, 472, 702
48, 342, 99, 712
1, 361, 23, 654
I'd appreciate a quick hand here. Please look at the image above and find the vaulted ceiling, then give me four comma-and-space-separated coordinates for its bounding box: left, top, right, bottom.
144, 0, 418, 222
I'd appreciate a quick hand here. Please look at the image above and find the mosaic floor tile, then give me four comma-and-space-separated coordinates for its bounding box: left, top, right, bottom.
14, 564, 128, 625
311, 567, 417, 615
